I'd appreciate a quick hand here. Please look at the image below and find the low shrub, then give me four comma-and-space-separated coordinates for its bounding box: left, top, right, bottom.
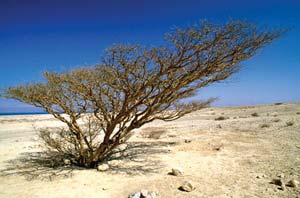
251, 112, 259, 117
274, 102, 283, 105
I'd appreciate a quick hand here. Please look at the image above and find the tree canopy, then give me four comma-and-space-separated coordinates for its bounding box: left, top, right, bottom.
2, 20, 283, 168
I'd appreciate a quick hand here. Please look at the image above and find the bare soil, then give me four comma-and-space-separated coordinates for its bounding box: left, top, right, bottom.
0, 103, 300, 198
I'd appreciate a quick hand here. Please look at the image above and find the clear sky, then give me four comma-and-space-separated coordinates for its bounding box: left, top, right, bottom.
0, 0, 299, 113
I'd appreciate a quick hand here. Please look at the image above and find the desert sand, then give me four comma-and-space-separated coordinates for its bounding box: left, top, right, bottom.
0, 103, 299, 198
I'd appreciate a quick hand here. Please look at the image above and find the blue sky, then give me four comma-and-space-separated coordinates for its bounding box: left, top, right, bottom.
0, 0, 299, 112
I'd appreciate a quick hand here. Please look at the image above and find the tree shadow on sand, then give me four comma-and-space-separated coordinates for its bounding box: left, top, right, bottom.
0, 141, 174, 181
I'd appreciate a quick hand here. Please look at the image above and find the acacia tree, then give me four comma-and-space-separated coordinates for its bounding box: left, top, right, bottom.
3, 20, 283, 168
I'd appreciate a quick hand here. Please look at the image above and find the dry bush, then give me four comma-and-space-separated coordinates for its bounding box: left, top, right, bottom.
296, 112, 300, 115
274, 102, 283, 105
2, 20, 283, 168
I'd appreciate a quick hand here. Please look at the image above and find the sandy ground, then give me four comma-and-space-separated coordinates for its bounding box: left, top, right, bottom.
0, 103, 300, 198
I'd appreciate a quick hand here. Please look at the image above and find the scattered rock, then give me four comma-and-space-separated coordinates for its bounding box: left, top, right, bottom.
271, 112, 278, 117
287, 179, 299, 188
184, 139, 192, 143
32, 137, 39, 141
279, 185, 286, 191
112, 152, 122, 158
269, 176, 290, 191
286, 121, 294, 127
128, 190, 156, 198
140, 189, 148, 197
271, 178, 283, 186
178, 181, 195, 192
169, 168, 183, 176
256, 174, 266, 179
63, 159, 71, 166
128, 192, 141, 198
214, 146, 223, 151
107, 160, 120, 166
277, 173, 284, 178
272, 118, 281, 122
70, 158, 77, 164
216, 124, 222, 129
118, 144, 128, 151
260, 123, 270, 128
134, 158, 146, 162
148, 192, 157, 198
214, 116, 227, 121
97, 163, 109, 171
168, 142, 177, 146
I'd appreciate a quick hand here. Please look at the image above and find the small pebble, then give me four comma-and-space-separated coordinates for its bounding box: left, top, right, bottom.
140, 189, 148, 197
63, 159, 71, 166
279, 185, 286, 191
271, 178, 283, 186
277, 173, 284, 178
178, 181, 195, 192
287, 179, 299, 188
169, 168, 183, 176
97, 164, 109, 171
184, 139, 192, 143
